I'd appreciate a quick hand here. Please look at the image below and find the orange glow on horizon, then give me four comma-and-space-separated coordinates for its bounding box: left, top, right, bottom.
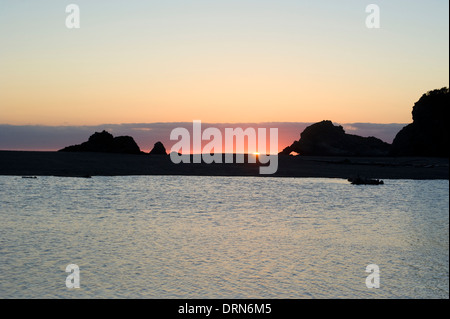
0, 1, 448, 127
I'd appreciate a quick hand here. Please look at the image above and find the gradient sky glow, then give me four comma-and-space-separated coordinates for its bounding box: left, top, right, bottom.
0, 0, 448, 126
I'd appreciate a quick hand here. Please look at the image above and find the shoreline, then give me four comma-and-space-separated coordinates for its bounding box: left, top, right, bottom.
0, 150, 448, 180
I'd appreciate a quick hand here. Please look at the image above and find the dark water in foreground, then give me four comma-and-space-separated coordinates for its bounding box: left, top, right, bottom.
0, 176, 448, 298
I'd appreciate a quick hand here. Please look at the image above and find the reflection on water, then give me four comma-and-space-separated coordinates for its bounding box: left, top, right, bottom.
0, 176, 448, 298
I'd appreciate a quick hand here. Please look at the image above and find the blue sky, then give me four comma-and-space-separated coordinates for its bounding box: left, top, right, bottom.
0, 0, 448, 126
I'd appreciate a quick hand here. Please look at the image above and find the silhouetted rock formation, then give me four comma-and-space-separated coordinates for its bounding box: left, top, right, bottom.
391, 87, 449, 157
59, 130, 141, 154
149, 141, 167, 155
280, 120, 390, 156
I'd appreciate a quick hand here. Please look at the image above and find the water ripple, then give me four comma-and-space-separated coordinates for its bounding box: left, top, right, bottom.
0, 176, 448, 298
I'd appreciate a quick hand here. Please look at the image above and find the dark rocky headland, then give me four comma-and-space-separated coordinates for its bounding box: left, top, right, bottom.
391, 87, 449, 157
59, 130, 142, 154
281, 88, 449, 158
280, 120, 391, 157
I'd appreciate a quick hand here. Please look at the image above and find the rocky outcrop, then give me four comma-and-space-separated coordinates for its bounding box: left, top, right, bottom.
149, 141, 167, 155
280, 120, 390, 156
59, 130, 141, 154
391, 88, 449, 157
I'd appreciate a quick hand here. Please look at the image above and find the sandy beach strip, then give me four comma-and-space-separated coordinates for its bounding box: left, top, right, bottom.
0, 151, 448, 180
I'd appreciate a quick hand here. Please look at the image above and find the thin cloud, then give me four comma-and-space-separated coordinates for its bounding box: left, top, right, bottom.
0, 122, 406, 153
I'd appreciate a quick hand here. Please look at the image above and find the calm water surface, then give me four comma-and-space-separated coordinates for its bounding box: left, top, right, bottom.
0, 176, 448, 298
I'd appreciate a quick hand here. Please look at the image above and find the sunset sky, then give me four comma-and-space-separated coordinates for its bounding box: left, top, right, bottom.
0, 0, 448, 127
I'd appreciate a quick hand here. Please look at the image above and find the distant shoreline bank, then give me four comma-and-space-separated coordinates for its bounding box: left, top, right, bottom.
0, 150, 448, 180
